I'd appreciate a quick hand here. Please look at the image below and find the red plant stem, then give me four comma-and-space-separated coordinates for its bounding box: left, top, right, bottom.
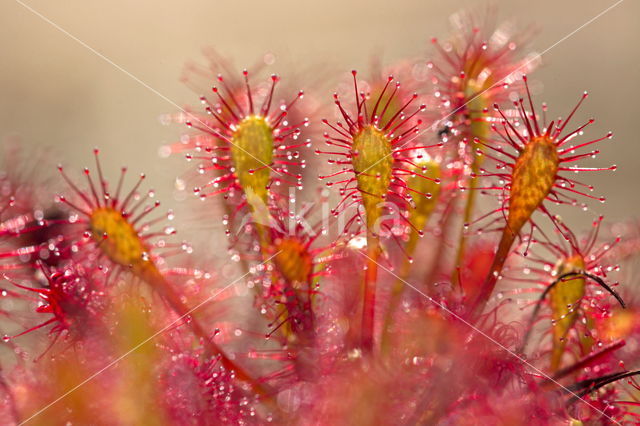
141, 267, 272, 397
423, 198, 458, 288
362, 231, 381, 352
550, 340, 626, 382
469, 226, 517, 319
380, 238, 417, 354
255, 222, 271, 253
452, 167, 479, 287
453, 96, 489, 286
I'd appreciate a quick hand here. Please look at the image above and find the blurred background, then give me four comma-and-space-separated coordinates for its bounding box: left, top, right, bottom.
1, 0, 638, 247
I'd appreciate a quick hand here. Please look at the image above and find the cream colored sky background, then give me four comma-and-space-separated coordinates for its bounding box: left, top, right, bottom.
1, 0, 638, 247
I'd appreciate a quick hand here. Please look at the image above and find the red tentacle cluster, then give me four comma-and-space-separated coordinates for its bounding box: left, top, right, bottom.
318, 71, 442, 237
174, 70, 309, 202
2, 263, 108, 347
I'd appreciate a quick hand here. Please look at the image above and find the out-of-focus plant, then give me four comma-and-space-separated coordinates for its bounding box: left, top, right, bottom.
0, 6, 638, 426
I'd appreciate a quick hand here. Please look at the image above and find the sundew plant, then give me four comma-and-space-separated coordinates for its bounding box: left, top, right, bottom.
1, 5, 639, 426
